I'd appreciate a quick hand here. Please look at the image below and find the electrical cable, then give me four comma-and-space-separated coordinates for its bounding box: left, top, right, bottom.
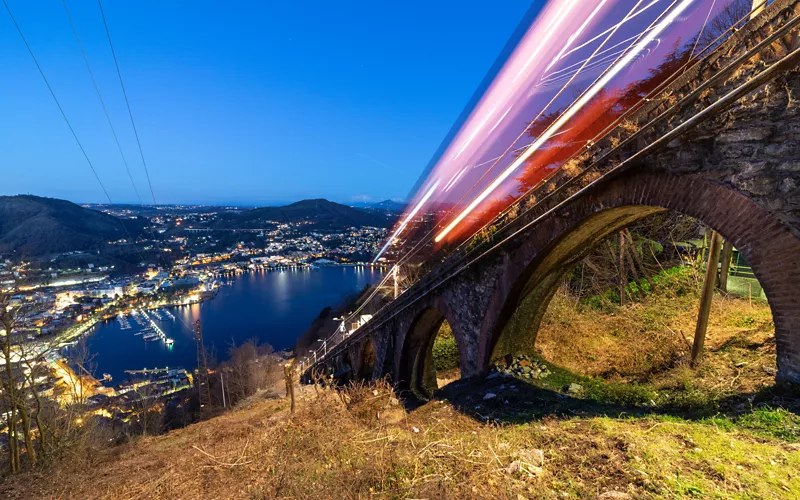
97, 0, 157, 205
3, 0, 113, 204
61, 0, 143, 205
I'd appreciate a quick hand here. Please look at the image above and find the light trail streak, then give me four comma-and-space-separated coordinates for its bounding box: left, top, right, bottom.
488, 105, 514, 134
558, 0, 662, 61
538, 50, 629, 87
434, 0, 695, 243
454, 106, 496, 160
471, 128, 574, 171
541, 26, 656, 82
542, 0, 609, 74
479, 0, 653, 214
444, 167, 468, 192
373, 180, 440, 262
439, 0, 654, 246
512, 0, 579, 83
443, 167, 466, 191
445, 0, 579, 191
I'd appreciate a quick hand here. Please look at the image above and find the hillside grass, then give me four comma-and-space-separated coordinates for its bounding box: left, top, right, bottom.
3, 374, 797, 499
2, 267, 798, 498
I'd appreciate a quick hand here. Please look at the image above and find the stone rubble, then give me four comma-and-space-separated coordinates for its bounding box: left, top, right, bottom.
491, 355, 551, 380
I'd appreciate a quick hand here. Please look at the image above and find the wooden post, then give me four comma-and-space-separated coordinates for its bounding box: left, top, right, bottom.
625, 229, 654, 287
718, 240, 733, 293
691, 231, 723, 367
284, 364, 295, 414
619, 232, 627, 306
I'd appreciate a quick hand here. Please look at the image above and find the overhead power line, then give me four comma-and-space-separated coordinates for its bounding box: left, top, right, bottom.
61, 0, 143, 205
97, 0, 157, 205
2, 0, 112, 204
4, 0, 160, 272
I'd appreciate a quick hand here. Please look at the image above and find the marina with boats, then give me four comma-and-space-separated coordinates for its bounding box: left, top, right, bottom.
85, 265, 384, 386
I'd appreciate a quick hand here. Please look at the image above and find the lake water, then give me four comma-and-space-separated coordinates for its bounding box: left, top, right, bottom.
85, 266, 384, 384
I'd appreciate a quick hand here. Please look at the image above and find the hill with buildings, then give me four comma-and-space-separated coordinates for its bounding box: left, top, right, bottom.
217, 198, 395, 229
354, 199, 407, 212
0, 195, 143, 257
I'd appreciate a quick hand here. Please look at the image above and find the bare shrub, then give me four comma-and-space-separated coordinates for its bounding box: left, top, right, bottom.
220, 339, 282, 407
337, 378, 402, 425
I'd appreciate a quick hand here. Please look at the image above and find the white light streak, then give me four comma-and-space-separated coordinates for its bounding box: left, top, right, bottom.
543, 25, 657, 81
444, 167, 468, 192
373, 180, 440, 262
454, 106, 496, 160
434, 0, 694, 243
538, 51, 626, 88
443, 167, 466, 191
489, 105, 514, 134
470, 128, 573, 171
559, 0, 661, 61
512, 0, 578, 83
543, 0, 609, 74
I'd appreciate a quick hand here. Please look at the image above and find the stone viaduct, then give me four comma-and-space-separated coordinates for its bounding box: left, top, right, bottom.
306, 0, 800, 396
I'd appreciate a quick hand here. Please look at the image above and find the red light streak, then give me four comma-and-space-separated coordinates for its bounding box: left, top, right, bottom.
382, 0, 740, 265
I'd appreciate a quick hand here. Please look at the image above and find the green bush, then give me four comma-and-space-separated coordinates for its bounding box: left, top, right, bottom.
581, 265, 698, 311
649, 266, 697, 297
582, 288, 620, 312
432, 335, 459, 371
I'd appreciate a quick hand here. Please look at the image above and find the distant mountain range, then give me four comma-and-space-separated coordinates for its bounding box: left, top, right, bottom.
360, 199, 407, 212
217, 199, 395, 229
0, 195, 396, 258
0, 195, 144, 257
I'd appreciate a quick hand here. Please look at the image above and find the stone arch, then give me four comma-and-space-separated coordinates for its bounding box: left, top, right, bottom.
398, 308, 445, 398
397, 301, 466, 398
334, 350, 354, 384
356, 337, 377, 380
483, 172, 800, 383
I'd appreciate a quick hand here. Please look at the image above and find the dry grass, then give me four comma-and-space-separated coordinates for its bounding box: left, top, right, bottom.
1, 277, 797, 498
536, 285, 777, 396
2, 369, 797, 499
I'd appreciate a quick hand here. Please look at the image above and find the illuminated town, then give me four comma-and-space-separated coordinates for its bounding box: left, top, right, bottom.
0, 203, 390, 433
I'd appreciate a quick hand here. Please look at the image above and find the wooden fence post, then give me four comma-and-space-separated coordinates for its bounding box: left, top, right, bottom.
691, 231, 723, 367
284, 364, 295, 414
718, 240, 733, 293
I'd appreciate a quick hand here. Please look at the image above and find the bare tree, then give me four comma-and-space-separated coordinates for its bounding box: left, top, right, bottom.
0, 292, 40, 472
697, 0, 755, 52
223, 339, 280, 406
132, 382, 163, 436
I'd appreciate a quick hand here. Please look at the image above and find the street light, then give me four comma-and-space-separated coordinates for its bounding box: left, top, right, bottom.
316, 338, 327, 356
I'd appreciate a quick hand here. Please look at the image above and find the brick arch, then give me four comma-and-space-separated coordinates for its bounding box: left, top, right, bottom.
482, 172, 800, 383
397, 300, 464, 399
356, 337, 377, 380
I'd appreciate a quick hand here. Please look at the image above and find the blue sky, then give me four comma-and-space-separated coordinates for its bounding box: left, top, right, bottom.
0, 1, 534, 206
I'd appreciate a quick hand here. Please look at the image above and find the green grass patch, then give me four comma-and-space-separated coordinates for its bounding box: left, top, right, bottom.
517, 356, 737, 413
524, 356, 659, 407
432, 335, 459, 371
726, 307, 774, 331
736, 406, 800, 441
